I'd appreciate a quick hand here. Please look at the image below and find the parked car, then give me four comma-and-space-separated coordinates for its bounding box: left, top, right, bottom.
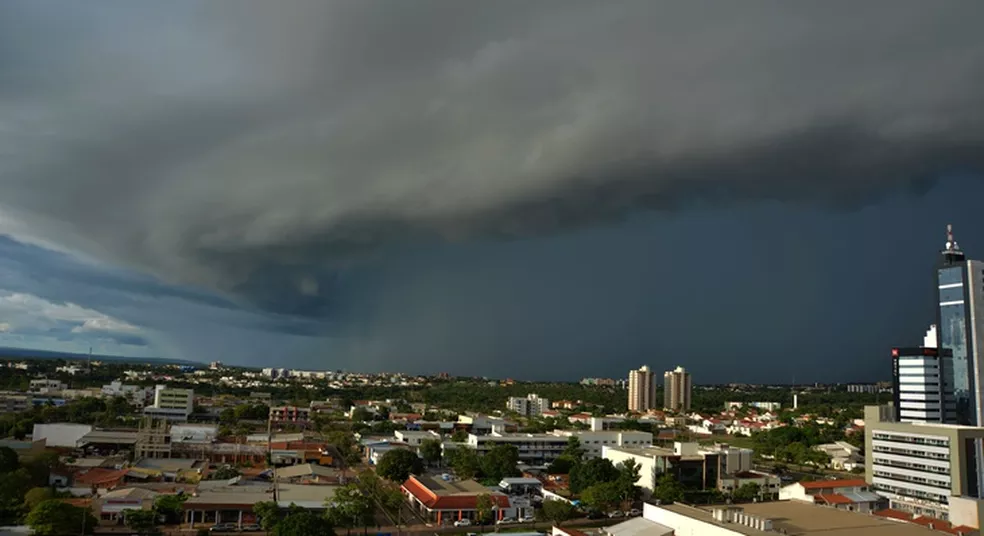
608, 511, 625, 518
629, 509, 642, 517
240, 524, 262, 532
497, 518, 517, 525
210, 523, 240, 533
454, 519, 472, 527
586, 511, 606, 520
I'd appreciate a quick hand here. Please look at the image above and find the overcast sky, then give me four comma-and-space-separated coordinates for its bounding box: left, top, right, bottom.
1, 1, 983, 382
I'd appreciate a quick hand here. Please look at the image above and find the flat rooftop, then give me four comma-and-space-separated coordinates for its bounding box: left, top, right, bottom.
678, 501, 950, 535
416, 475, 493, 495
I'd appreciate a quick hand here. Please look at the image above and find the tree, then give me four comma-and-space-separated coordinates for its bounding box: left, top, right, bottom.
0, 468, 33, 523
547, 455, 576, 475
326, 431, 362, 467
569, 458, 619, 494
26, 499, 96, 535
615, 459, 642, 502
475, 494, 494, 524
480, 444, 520, 482
562, 437, 584, 461
154, 494, 188, 524
419, 439, 443, 466
351, 408, 373, 422
448, 447, 481, 479
538, 500, 576, 526
451, 429, 469, 442
123, 508, 159, 535
376, 449, 423, 482
23, 487, 55, 511
580, 482, 621, 513
253, 501, 283, 531
0, 447, 18, 473
731, 482, 761, 503
325, 483, 374, 529
210, 466, 241, 480
273, 510, 334, 536
652, 474, 684, 504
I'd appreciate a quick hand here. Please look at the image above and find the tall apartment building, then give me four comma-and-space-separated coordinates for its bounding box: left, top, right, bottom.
663, 366, 692, 412
892, 345, 954, 423
506, 394, 551, 416
865, 404, 984, 523
628, 366, 656, 412
142, 385, 194, 422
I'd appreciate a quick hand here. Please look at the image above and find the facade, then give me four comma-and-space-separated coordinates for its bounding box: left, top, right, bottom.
29, 378, 67, 394
506, 394, 551, 417
934, 225, 984, 426
143, 385, 194, 421
865, 404, 984, 521
102, 381, 154, 409
663, 366, 692, 412
779, 479, 885, 513
602, 442, 721, 493
724, 401, 781, 412
402, 474, 514, 525
467, 433, 567, 464
0, 391, 32, 413
552, 429, 653, 458
892, 346, 955, 423
628, 365, 656, 412
32, 423, 93, 448
269, 405, 311, 423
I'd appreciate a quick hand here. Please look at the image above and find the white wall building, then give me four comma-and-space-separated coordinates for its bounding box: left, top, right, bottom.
394, 430, 441, 447
171, 424, 218, 444
507, 394, 551, 417
102, 381, 154, 408
866, 404, 984, 522
32, 423, 92, 448
29, 379, 66, 394
143, 385, 194, 421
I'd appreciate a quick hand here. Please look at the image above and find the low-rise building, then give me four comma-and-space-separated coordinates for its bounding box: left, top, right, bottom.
32, 423, 93, 448
269, 405, 311, 423
602, 442, 721, 493
814, 441, 864, 471
507, 394, 551, 417
30, 378, 67, 394
779, 479, 886, 513
718, 471, 782, 498
143, 385, 194, 421
402, 475, 515, 524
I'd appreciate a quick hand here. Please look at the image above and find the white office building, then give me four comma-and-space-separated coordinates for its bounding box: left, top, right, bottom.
143, 385, 194, 421
507, 394, 551, 417
466, 428, 654, 464
865, 404, 984, 523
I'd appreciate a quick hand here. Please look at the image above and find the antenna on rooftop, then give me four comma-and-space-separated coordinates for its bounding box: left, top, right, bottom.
946, 224, 960, 252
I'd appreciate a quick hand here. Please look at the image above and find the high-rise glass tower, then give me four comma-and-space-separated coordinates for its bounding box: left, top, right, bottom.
935, 225, 984, 425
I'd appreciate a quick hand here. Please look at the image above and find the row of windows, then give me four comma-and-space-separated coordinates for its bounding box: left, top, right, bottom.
872, 445, 949, 461
873, 457, 949, 475
875, 482, 948, 505
873, 469, 949, 489
872, 433, 948, 447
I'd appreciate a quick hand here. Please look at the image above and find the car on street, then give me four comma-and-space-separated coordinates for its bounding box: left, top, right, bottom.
210, 523, 240, 533
241, 524, 262, 532
454, 519, 472, 527
608, 511, 625, 518
497, 517, 517, 525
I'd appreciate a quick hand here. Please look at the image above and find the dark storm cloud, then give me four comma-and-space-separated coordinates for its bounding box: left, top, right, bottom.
0, 1, 983, 316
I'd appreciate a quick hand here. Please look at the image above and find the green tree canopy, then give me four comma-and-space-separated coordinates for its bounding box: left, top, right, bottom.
652, 474, 684, 504
325, 483, 374, 528
448, 447, 480, 479
210, 466, 241, 480
580, 482, 622, 513
419, 439, 443, 465
562, 437, 584, 461
480, 445, 520, 482
0, 447, 18, 473
538, 500, 576, 526
123, 508, 159, 535
569, 458, 619, 494
253, 501, 283, 531
615, 459, 642, 501
376, 449, 423, 482
450, 429, 469, 442
23, 487, 54, 511
153, 494, 188, 525
546, 455, 577, 475
732, 482, 761, 502
475, 494, 494, 524
26, 499, 96, 536
0, 468, 33, 524
273, 510, 334, 536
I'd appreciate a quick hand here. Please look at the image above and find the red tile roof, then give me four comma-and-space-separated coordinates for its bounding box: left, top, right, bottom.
910, 516, 976, 535
402, 477, 510, 511
799, 478, 866, 490
815, 493, 853, 505
75, 468, 128, 488
873, 508, 913, 521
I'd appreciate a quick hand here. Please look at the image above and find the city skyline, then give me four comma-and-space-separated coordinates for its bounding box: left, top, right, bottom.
1, 3, 984, 381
